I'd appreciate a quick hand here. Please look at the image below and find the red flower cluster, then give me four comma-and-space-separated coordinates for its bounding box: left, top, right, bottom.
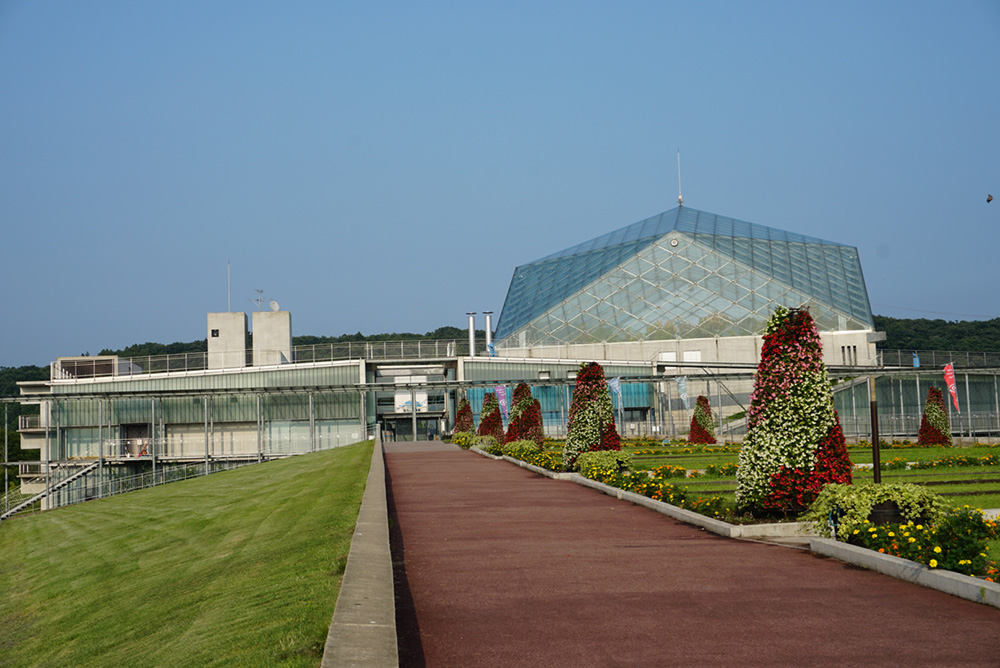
763, 415, 853, 512
593, 421, 622, 451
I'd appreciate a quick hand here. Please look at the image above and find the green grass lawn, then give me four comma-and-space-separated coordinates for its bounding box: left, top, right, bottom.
0, 441, 373, 668
619, 443, 1000, 512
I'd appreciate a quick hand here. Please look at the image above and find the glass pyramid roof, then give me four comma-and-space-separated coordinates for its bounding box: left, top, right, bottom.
495, 206, 873, 346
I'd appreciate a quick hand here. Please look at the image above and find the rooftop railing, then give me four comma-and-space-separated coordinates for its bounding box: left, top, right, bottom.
45, 343, 1000, 382
877, 349, 1000, 369
51, 339, 472, 380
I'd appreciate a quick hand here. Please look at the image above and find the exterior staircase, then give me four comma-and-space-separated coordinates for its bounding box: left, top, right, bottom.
0, 462, 100, 521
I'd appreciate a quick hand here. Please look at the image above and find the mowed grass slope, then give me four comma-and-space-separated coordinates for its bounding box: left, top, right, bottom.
0, 441, 373, 668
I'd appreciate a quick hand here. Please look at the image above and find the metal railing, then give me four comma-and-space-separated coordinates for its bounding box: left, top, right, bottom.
51, 340, 471, 380
878, 349, 1000, 369
18, 415, 41, 430
0, 425, 380, 520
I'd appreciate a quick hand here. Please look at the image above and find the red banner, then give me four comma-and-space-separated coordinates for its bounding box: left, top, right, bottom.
944, 363, 960, 413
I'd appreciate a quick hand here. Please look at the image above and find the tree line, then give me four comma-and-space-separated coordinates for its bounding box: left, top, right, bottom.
872, 315, 1000, 352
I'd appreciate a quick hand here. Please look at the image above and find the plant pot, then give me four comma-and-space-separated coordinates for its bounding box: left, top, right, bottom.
868, 500, 906, 526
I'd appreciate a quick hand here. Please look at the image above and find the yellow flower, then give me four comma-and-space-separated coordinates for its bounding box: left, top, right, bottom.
933, 546, 942, 554
929, 559, 938, 568
916, 524, 923, 530
888, 532, 895, 537
908, 537, 916, 543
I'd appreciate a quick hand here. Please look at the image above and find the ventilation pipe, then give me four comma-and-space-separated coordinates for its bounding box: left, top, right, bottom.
466, 312, 476, 357
483, 311, 493, 354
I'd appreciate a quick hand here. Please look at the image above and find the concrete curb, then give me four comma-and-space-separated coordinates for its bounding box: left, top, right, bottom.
470, 448, 813, 540
571, 473, 815, 540
810, 537, 1000, 609
500, 455, 574, 479
321, 440, 398, 668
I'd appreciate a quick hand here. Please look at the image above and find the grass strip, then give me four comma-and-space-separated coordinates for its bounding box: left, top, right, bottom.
0, 441, 373, 668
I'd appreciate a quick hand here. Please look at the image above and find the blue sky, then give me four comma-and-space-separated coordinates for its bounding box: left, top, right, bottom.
1, 1, 998, 366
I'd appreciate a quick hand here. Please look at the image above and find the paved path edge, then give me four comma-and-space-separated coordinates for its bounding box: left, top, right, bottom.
321, 439, 398, 668
810, 537, 1000, 608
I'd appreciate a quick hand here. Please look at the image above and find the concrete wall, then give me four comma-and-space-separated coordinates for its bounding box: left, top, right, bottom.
497, 330, 879, 369
207, 313, 248, 369
252, 311, 292, 366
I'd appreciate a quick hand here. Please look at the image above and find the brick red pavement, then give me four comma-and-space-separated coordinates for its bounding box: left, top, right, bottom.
385, 442, 1000, 668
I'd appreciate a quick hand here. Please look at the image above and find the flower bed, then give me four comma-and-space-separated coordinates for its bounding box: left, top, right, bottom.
577, 460, 730, 518
846, 508, 999, 579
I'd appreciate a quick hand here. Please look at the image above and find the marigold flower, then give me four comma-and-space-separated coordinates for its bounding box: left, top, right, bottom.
929, 559, 938, 568
933, 546, 942, 554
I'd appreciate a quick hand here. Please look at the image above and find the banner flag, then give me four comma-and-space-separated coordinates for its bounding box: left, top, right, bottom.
676, 377, 690, 410
608, 377, 622, 404
943, 364, 960, 412
495, 385, 509, 422
608, 377, 624, 425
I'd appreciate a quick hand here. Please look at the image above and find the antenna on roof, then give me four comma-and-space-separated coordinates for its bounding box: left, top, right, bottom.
676, 149, 683, 206
250, 289, 265, 311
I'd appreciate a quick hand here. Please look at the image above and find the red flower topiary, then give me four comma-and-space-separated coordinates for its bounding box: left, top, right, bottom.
687, 395, 717, 444
504, 383, 545, 446
917, 386, 952, 446
455, 398, 474, 433
563, 362, 621, 469
477, 392, 504, 442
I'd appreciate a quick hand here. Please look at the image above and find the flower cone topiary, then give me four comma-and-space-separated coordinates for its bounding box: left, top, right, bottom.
917, 386, 952, 446
563, 362, 621, 470
455, 398, 474, 433
505, 383, 545, 446
687, 395, 717, 444
736, 307, 852, 512
477, 392, 505, 443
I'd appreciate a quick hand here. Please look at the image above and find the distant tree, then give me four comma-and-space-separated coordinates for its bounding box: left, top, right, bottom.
918, 386, 952, 446
563, 362, 621, 470
100, 341, 206, 357
873, 315, 1000, 353
687, 395, 717, 444
454, 398, 474, 433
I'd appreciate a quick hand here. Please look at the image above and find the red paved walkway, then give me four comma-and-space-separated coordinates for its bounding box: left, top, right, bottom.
386, 442, 1000, 668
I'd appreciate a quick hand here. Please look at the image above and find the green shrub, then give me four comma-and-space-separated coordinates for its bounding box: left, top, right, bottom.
576, 450, 633, 479
474, 435, 502, 455
802, 482, 949, 540
451, 431, 477, 449
522, 450, 563, 472
501, 440, 541, 459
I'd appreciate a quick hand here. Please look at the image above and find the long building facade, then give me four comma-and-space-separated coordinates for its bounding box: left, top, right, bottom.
12, 205, 1000, 517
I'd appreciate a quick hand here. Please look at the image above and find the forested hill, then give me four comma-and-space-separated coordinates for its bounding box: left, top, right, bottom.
873, 316, 1000, 352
